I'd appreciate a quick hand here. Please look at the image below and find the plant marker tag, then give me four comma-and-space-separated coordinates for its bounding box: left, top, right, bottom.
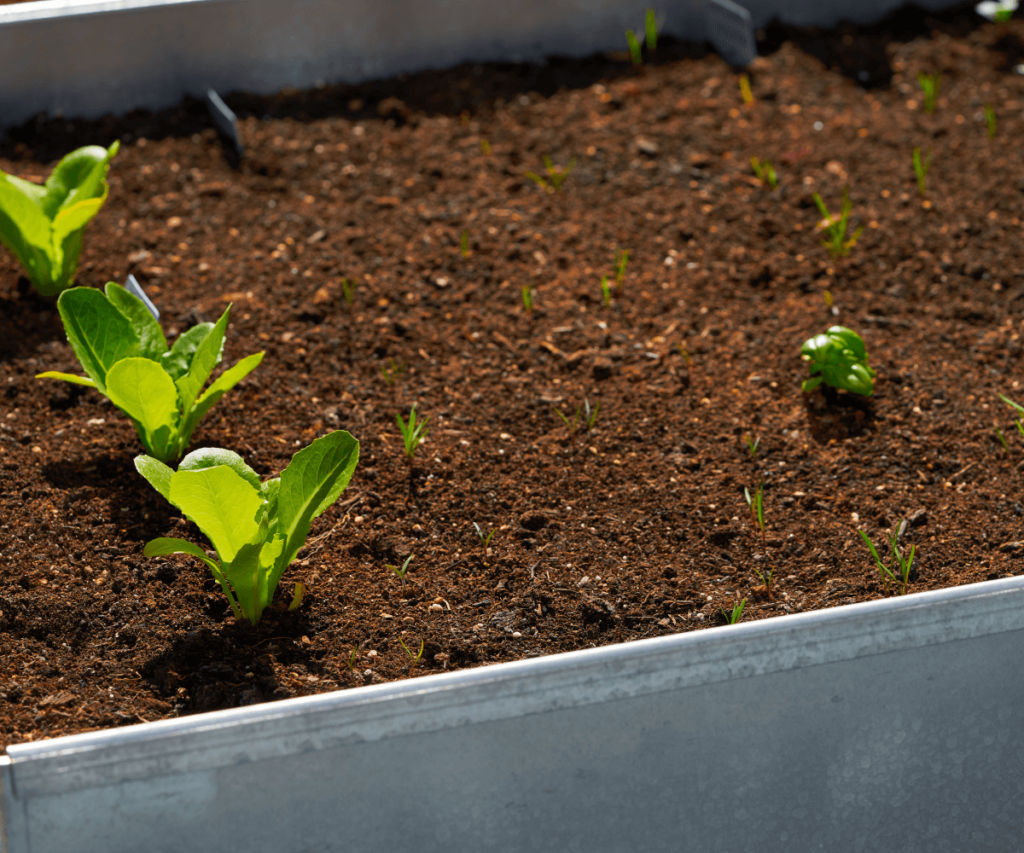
205, 89, 244, 158
125, 274, 160, 320
704, 0, 757, 68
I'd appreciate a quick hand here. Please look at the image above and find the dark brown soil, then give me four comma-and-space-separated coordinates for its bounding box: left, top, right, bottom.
1, 5, 1023, 752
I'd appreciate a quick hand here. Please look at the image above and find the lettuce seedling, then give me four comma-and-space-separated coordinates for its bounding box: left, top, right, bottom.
0, 142, 119, 297
136, 431, 359, 625
800, 326, 875, 396
37, 283, 263, 462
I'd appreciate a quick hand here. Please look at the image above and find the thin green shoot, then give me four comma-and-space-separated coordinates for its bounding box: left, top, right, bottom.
600, 275, 612, 307
912, 147, 932, 197
340, 277, 356, 307
744, 479, 766, 546
480, 138, 492, 155
676, 342, 692, 367
813, 188, 864, 261
996, 427, 1010, 453
614, 248, 629, 293
399, 637, 425, 664
521, 285, 534, 313
380, 357, 404, 387
288, 583, 305, 611
553, 399, 599, 436
396, 404, 429, 461
744, 434, 760, 462
753, 566, 773, 598
347, 647, 358, 669
999, 393, 1024, 440
738, 74, 754, 107
858, 527, 916, 595
386, 554, 413, 585
985, 104, 997, 139
721, 598, 746, 625
750, 156, 777, 190
917, 72, 941, 114
460, 229, 470, 258
625, 29, 643, 65
644, 8, 658, 53
524, 155, 576, 192
473, 522, 496, 549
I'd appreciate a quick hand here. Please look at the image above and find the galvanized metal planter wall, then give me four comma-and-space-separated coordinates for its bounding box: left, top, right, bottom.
0, 0, 961, 128
4, 577, 1024, 853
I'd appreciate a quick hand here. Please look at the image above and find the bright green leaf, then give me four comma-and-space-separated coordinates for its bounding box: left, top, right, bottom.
134, 455, 174, 502
106, 358, 179, 458
169, 465, 264, 562
175, 306, 230, 411
104, 281, 167, 360
55, 287, 139, 392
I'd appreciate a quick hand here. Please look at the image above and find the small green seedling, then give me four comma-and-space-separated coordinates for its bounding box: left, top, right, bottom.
912, 147, 932, 197
136, 431, 359, 625
744, 434, 760, 462
380, 357, 405, 387
800, 326, 875, 396
999, 393, 1024, 440
473, 522, 496, 549
399, 637, 425, 664
38, 283, 263, 463
985, 104, 998, 139
645, 8, 658, 52
750, 157, 778, 190
625, 29, 643, 65
753, 566, 774, 598
524, 155, 576, 193
521, 285, 534, 313
347, 647, 358, 670
387, 554, 413, 584
744, 479, 766, 545
676, 342, 692, 367
0, 142, 119, 297
738, 74, 754, 107
460, 229, 470, 258
858, 526, 916, 595
917, 72, 941, 114
600, 275, 612, 307
614, 248, 629, 293
554, 399, 599, 436
480, 138, 492, 155
813, 188, 864, 261
721, 598, 747, 625
996, 427, 1010, 453
340, 277, 356, 307
396, 403, 429, 460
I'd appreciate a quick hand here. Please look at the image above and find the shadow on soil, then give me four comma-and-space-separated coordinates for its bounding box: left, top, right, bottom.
802, 386, 877, 443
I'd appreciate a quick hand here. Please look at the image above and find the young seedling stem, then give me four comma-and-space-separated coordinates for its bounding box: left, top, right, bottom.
744, 479, 766, 548
917, 72, 941, 114
738, 74, 754, 106
473, 522, 496, 550
912, 147, 932, 197
753, 566, 774, 598
399, 637, 425, 665
744, 434, 760, 462
996, 427, 1010, 453
480, 138, 492, 155
524, 155, 576, 192
858, 526, 916, 595
721, 598, 746, 625
460, 229, 470, 258
600, 275, 612, 307
614, 248, 629, 294
985, 104, 997, 139
380, 357, 405, 388
396, 404, 429, 461
813, 188, 864, 261
386, 554, 413, 587
521, 285, 535, 314
750, 157, 777, 190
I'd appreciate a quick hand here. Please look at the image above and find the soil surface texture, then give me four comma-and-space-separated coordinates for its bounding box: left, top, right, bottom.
1, 3, 1023, 751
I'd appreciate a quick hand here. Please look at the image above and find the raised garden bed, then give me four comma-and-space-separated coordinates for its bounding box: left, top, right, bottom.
0, 0, 1022, 773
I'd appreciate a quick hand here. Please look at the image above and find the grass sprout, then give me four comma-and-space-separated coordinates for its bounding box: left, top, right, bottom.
340, 277, 356, 307
858, 526, 916, 595
399, 637, 425, 664
744, 434, 760, 461
917, 72, 941, 113
614, 248, 629, 293
625, 29, 643, 65
521, 285, 534, 313
753, 566, 773, 598
739, 74, 754, 106
480, 138, 492, 155
721, 598, 747, 625
744, 479, 766, 545
387, 554, 413, 585
750, 156, 777, 189
380, 357, 405, 387
460, 229, 470, 258
985, 104, 997, 139
996, 427, 1010, 452
600, 275, 612, 306
813, 187, 864, 261
525, 155, 576, 192
473, 522, 496, 549
912, 147, 932, 197
396, 404, 429, 460
554, 399, 599, 437
999, 393, 1024, 440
